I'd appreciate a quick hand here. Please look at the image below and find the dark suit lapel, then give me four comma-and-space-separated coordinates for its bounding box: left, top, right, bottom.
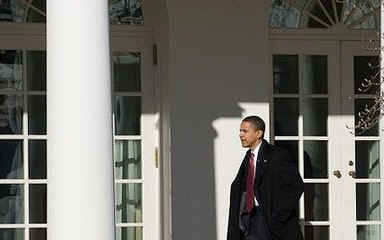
254, 139, 272, 188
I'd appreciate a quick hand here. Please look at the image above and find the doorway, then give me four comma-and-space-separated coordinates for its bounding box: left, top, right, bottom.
271, 39, 381, 240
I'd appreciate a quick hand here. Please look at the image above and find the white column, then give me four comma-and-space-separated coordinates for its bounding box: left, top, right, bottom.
46, 1, 114, 240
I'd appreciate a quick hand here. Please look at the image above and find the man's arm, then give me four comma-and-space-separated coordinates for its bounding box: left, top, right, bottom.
269, 149, 304, 238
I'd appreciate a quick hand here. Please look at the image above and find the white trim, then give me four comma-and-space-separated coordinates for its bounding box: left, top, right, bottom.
269, 29, 377, 41
303, 221, 330, 225
303, 179, 330, 183
28, 180, 47, 184
354, 179, 381, 183
0, 180, 25, 184
275, 136, 329, 141
354, 95, 379, 99
115, 179, 144, 184
26, 135, 46, 140
0, 224, 47, 228
114, 136, 142, 140
116, 223, 144, 227
0, 22, 154, 38
355, 137, 381, 141
0, 135, 25, 139
355, 221, 382, 225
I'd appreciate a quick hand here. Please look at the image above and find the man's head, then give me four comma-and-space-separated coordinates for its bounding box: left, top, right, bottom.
239, 116, 265, 149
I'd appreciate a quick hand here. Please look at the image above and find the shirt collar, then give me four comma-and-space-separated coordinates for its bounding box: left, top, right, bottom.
250, 141, 262, 158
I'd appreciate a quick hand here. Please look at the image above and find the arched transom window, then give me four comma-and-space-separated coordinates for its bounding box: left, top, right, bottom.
0, 0, 144, 25
269, 0, 380, 29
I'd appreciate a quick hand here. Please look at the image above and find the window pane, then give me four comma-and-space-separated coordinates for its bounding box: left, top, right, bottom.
0, 140, 23, 179
0, 184, 23, 223
346, 1, 377, 30
307, 1, 332, 28
115, 96, 141, 135
27, 51, 46, 91
354, 56, 379, 95
273, 55, 298, 94
303, 141, 328, 179
356, 183, 380, 221
305, 183, 328, 221
0, 228, 24, 240
304, 226, 329, 240
115, 183, 142, 223
0, 95, 23, 134
26, 0, 46, 23
0, 1, 25, 22
0, 50, 23, 90
109, 0, 144, 25
116, 227, 143, 240
356, 141, 380, 179
114, 52, 141, 92
303, 98, 328, 136
30, 228, 46, 240
355, 99, 379, 137
274, 98, 299, 136
357, 225, 380, 240
29, 184, 47, 223
28, 95, 46, 135
269, 1, 306, 28
303, 55, 327, 94
115, 140, 141, 179
29, 140, 47, 179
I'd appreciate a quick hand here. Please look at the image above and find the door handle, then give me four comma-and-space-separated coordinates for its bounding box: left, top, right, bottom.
333, 170, 342, 178
349, 171, 356, 178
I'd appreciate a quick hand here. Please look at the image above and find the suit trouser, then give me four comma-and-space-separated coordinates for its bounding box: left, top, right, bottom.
242, 207, 271, 240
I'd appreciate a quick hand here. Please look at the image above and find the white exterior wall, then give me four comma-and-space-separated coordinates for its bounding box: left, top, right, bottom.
164, 1, 271, 239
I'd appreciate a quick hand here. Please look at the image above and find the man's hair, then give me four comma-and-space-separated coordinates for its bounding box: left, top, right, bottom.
242, 115, 265, 137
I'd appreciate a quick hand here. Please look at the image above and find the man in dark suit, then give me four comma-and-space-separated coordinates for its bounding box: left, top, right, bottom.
227, 116, 304, 240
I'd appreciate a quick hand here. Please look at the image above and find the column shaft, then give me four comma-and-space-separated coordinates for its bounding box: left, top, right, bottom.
47, 1, 114, 240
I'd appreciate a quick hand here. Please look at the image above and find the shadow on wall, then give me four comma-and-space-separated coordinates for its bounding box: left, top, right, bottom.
169, 55, 272, 240
163, 0, 271, 239
171, 98, 245, 240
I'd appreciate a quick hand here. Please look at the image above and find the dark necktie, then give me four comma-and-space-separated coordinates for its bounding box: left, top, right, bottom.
245, 152, 255, 212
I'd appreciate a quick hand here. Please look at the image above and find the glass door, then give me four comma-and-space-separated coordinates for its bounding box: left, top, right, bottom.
272, 39, 383, 240
271, 40, 341, 240
341, 41, 381, 240
111, 37, 159, 240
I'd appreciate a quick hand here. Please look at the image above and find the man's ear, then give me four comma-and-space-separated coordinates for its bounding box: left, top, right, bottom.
256, 130, 264, 139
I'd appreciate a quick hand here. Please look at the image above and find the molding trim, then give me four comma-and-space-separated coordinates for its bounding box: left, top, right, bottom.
269, 28, 377, 41
0, 22, 45, 36
0, 22, 153, 38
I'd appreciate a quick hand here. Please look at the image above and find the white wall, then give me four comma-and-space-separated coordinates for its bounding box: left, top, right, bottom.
163, 1, 271, 239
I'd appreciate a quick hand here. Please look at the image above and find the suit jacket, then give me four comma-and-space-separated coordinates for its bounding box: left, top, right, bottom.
227, 140, 304, 240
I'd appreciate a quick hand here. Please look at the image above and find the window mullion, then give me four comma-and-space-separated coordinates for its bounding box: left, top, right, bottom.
23, 50, 30, 240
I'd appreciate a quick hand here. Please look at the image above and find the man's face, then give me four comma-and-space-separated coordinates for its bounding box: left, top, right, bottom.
239, 121, 263, 149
